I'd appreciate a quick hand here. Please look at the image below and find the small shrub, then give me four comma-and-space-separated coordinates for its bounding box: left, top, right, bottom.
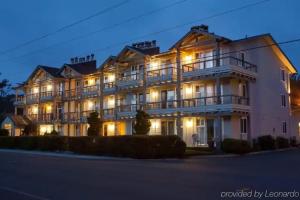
44, 130, 59, 136
133, 110, 151, 135
0, 129, 9, 136
276, 137, 290, 149
222, 139, 251, 154
290, 137, 298, 147
257, 135, 276, 150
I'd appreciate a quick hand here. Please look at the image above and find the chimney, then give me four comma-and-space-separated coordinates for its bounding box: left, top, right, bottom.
191, 24, 209, 32
91, 54, 95, 60
86, 55, 90, 62
74, 57, 78, 63
70, 58, 75, 64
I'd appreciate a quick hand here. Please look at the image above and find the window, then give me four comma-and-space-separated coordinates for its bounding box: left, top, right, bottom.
282, 121, 287, 134
281, 95, 286, 107
281, 69, 285, 81
238, 52, 245, 67
240, 117, 247, 134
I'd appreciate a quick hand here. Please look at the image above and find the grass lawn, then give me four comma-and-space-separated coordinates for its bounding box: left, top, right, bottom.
185, 147, 215, 157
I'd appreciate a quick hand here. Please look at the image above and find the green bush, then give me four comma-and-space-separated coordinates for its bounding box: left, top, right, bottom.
0, 135, 186, 158
0, 129, 9, 136
276, 137, 290, 149
221, 139, 251, 154
257, 135, 276, 150
69, 135, 186, 158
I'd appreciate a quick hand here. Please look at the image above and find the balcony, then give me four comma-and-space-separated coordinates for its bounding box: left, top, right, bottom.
14, 96, 25, 106
62, 112, 80, 123
39, 113, 54, 123
182, 56, 257, 80
145, 100, 177, 115
63, 89, 80, 100
181, 95, 250, 114
81, 110, 97, 122
40, 91, 54, 102
81, 85, 100, 98
117, 73, 143, 90
147, 65, 177, 86
117, 104, 140, 118
103, 82, 116, 94
102, 108, 115, 120
26, 94, 39, 104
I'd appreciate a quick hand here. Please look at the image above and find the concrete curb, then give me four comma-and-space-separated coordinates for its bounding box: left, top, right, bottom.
0, 149, 134, 161
191, 147, 298, 158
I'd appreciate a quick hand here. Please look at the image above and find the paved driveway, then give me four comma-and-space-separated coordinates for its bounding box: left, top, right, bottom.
0, 149, 299, 200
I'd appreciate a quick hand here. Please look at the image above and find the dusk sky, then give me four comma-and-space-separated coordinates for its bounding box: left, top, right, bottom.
0, 0, 299, 85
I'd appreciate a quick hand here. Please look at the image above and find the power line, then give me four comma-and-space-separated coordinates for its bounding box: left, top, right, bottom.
3, 0, 273, 66
0, 0, 129, 57
0, 0, 188, 64
73, 0, 274, 58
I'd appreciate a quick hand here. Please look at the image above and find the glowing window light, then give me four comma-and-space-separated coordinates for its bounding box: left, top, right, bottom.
33, 87, 39, 94
151, 62, 159, 70
108, 74, 115, 82
47, 84, 53, 91
46, 105, 52, 113
32, 107, 38, 114
88, 101, 94, 110
108, 123, 115, 132
184, 55, 193, 64
186, 119, 193, 128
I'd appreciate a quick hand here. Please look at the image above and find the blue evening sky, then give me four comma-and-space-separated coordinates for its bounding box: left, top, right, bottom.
0, 0, 299, 85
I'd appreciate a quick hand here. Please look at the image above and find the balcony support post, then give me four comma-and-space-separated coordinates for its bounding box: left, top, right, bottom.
176, 48, 182, 138
99, 71, 104, 136
215, 39, 221, 67
143, 58, 148, 111
67, 79, 71, 137
215, 77, 222, 151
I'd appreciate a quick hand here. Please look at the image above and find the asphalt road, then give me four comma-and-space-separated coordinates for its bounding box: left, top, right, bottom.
0, 149, 299, 200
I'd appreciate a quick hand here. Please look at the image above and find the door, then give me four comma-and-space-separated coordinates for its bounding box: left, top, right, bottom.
196, 118, 207, 145
206, 84, 214, 105
103, 124, 108, 136
206, 119, 214, 147
195, 85, 205, 106
161, 90, 167, 109
168, 121, 175, 135
161, 121, 175, 136
161, 121, 167, 136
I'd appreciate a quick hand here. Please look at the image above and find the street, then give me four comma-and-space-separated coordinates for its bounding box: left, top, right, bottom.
0, 149, 299, 200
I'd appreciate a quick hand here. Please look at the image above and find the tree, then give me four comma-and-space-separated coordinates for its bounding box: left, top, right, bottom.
0, 73, 11, 97
23, 122, 37, 136
87, 111, 101, 136
133, 110, 151, 135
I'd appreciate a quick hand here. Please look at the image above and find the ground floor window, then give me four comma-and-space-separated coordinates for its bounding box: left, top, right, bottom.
240, 117, 247, 135
282, 121, 287, 134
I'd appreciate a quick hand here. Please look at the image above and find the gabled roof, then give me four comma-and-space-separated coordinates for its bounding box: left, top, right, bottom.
98, 56, 116, 71
231, 33, 297, 73
169, 27, 230, 50
4, 115, 31, 127
62, 60, 97, 75
25, 65, 61, 83
39, 66, 61, 77
115, 45, 159, 61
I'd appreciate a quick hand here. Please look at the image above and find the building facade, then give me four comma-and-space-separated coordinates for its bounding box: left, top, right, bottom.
9, 25, 298, 147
